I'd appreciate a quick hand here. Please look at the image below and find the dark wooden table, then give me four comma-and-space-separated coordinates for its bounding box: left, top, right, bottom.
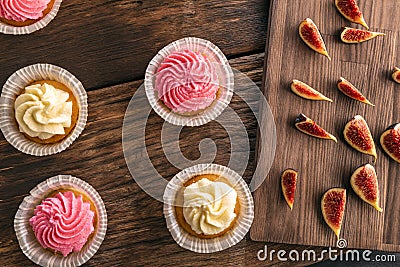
1, 1, 395, 266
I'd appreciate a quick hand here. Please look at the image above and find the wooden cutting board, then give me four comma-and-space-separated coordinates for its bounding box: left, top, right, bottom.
251, 0, 400, 252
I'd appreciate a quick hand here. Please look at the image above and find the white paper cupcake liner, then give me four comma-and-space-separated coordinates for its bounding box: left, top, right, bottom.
0, 63, 88, 156
145, 37, 234, 127
14, 175, 107, 267
0, 0, 62, 35
163, 164, 254, 253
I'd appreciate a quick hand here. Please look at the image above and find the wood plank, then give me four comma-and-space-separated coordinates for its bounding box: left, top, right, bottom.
0, 0, 268, 90
0, 53, 327, 266
252, 0, 400, 252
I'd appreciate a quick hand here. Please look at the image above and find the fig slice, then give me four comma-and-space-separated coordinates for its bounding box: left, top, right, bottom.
281, 169, 298, 210
291, 80, 333, 102
337, 77, 374, 106
295, 114, 337, 142
340, 27, 385, 44
393, 67, 400, 84
321, 188, 346, 239
299, 18, 331, 60
343, 115, 377, 162
380, 123, 400, 163
350, 164, 382, 212
335, 0, 369, 29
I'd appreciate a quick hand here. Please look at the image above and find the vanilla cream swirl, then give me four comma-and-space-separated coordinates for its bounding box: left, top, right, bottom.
29, 191, 95, 257
183, 178, 237, 235
15, 83, 72, 140
155, 50, 219, 113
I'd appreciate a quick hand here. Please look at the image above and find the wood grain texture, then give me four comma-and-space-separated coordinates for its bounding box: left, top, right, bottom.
0, 0, 268, 90
0, 53, 327, 266
252, 0, 400, 252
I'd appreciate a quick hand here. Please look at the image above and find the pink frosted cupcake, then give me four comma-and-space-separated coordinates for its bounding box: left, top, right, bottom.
0, 0, 62, 34
145, 37, 234, 126
29, 191, 95, 257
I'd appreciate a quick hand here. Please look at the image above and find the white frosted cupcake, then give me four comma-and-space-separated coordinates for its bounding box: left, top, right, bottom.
0, 0, 62, 35
0, 63, 87, 156
14, 175, 107, 267
145, 37, 234, 126
163, 164, 254, 253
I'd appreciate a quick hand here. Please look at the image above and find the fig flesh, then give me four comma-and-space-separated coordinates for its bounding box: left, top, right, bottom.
393, 67, 400, 84
350, 164, 382, 212
299, 18, 331, 60
380, 123, 400, 163
295, 114, 337, 142
340, 27, 385, 44
291, 80, 333, 102
343, 115, 377, 162
321, 188, 346, 239
335, 0, 369, 29
337, 77, 374, 106
281, 169, 298, 210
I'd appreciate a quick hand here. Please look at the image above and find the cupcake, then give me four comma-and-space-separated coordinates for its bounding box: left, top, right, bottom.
14, 175, 107, 267
163, 164, 254, 253
145, 37, 234, 126
29, 191, 95, 257
0, 0, 62, 35
0, 64, 88, 156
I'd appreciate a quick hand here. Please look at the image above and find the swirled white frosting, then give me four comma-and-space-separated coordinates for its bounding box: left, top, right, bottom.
14, 83, 72, 140
183, 178, 237, 235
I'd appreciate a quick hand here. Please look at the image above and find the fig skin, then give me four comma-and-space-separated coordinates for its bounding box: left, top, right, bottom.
335, 0, 369, 29
350, 164, 383, 212
337, 77, 374, 106
321, 188, 346, 239
393, 67, 400, 84
380, 123, 400, 163
340, 27, 385, 44
298, 18, 331, 60
291, 80, 333, 102
295, 113, 337, 142
281, 169, 298, 210
343, 115, 377, 162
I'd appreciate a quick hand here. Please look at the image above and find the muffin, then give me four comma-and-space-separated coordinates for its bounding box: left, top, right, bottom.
175, 174, 239, 239
0, 63, 87, 156
145, 37, 234, 126
0, 0, 62, 34
155, 50, 220, 115
163, 164, 254, 253
0, 0, 55, 27
14, 175, 107, 267
15, 80, 79, 144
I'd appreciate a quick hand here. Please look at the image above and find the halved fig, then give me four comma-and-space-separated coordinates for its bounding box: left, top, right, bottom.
350, 164, 382, 212
343, 115, 377, 162
295, 114, 337, 142
321, 188, 346, 239
281, 169, 298, 210
335, 0, 369, 29
340, 27, 385, 44
337, 77, 374, 106
291, 80, 333, 102
380, 123, 400, 163
299, 18, 331, 60
393, 67, 400, 84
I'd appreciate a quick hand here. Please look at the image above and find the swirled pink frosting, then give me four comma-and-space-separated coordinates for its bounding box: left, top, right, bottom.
155, 50, 219, 113
0, 0, 51, 22
29, 191, 95, 257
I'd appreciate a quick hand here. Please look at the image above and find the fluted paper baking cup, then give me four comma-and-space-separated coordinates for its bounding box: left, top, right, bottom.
0, 63, 88, 156
0, 0, 62, 35
14, 175, 107, 267
163, 164, 254, 253
145, 37, 234, 126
